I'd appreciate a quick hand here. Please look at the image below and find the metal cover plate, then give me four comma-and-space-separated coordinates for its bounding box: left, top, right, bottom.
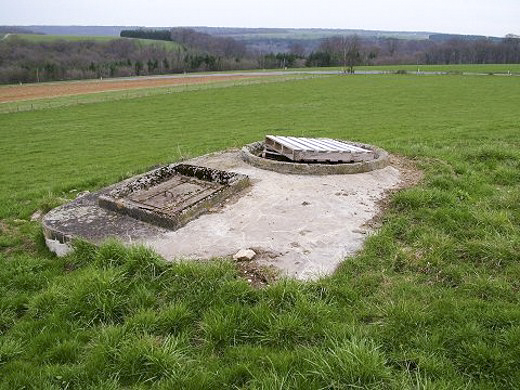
127, 176, 223, 214
98, 164, 249, 230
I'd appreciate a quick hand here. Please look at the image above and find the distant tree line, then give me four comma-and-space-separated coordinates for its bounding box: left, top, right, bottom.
170, 28, 248, 58
305, 36, 520, 68
0, 29, 519, 85
0, 32, 257, 84
0, 37, 185, 84
422, 37, 520, 64
120, 29, 171, 41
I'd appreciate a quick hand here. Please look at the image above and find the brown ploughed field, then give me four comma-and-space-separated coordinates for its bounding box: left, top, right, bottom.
0, 74, 260, 103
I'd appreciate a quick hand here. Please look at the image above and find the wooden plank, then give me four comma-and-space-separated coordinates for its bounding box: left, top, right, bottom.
275, 136, 304, 149
266, 135, 302, 151
284, 137, 328, 151
311, 138, 356, 152
319, 138, 371, 153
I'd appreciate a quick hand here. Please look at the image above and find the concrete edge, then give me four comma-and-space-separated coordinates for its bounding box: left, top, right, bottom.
240, 140, 389, 175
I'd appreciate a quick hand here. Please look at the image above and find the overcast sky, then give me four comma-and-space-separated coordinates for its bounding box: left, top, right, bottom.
1, 0, 518, 37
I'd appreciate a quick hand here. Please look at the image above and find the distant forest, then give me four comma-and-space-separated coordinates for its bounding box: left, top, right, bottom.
0, 27, 519, 84
306, 34, 520, 68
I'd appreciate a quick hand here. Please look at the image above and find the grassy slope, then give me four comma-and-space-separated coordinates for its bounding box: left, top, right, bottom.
0, 75, 519, 389
7, 33, 182, 50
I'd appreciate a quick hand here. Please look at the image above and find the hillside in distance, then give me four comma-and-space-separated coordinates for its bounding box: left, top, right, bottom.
9, 25, 137, 36
8, 25, 504, 53
2, 24, 515, 85
190, 27, 436, 52
6, 25, 436, 39
5, 25, 506, 42
191, 26, 433, 40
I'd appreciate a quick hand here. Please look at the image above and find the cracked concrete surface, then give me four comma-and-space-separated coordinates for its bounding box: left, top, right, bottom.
147, 151, 402, 280
44, 149, 408, 280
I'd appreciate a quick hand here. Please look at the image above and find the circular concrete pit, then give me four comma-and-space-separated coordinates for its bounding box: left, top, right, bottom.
43, 139, 409, 280
241, 139, 388, 175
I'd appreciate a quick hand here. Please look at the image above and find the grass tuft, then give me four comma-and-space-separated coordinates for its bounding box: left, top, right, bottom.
305, 337, 390, 388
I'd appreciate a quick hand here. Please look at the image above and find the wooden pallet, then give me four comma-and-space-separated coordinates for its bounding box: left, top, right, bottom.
265, 135, 374, 163
261, 147, 292, 161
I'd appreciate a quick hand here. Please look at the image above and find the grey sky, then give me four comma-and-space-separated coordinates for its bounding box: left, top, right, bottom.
1, 0, 518, 37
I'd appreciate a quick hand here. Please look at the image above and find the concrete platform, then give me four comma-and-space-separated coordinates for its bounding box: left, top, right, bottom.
43, 149, 405, 280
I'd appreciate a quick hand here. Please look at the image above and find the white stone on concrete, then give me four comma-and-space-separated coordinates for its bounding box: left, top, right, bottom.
233, 248, 257, 261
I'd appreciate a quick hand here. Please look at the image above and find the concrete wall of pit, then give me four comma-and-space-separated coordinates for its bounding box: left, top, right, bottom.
240, 141, 389, 175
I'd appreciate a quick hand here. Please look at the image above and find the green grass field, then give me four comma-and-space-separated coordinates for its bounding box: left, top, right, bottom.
0, 74, 319, 114
358, 64, 520, 74
1, 74, 519, 389
289, 64, 520, 74
7, 33, 183, 50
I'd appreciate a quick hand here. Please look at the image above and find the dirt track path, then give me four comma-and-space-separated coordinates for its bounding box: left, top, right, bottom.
0, 74, 261, 103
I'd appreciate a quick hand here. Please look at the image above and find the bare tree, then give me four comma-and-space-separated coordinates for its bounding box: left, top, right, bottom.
288, 42, 306, 57
385, 38, 400, 57
339, 35, 362, 73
